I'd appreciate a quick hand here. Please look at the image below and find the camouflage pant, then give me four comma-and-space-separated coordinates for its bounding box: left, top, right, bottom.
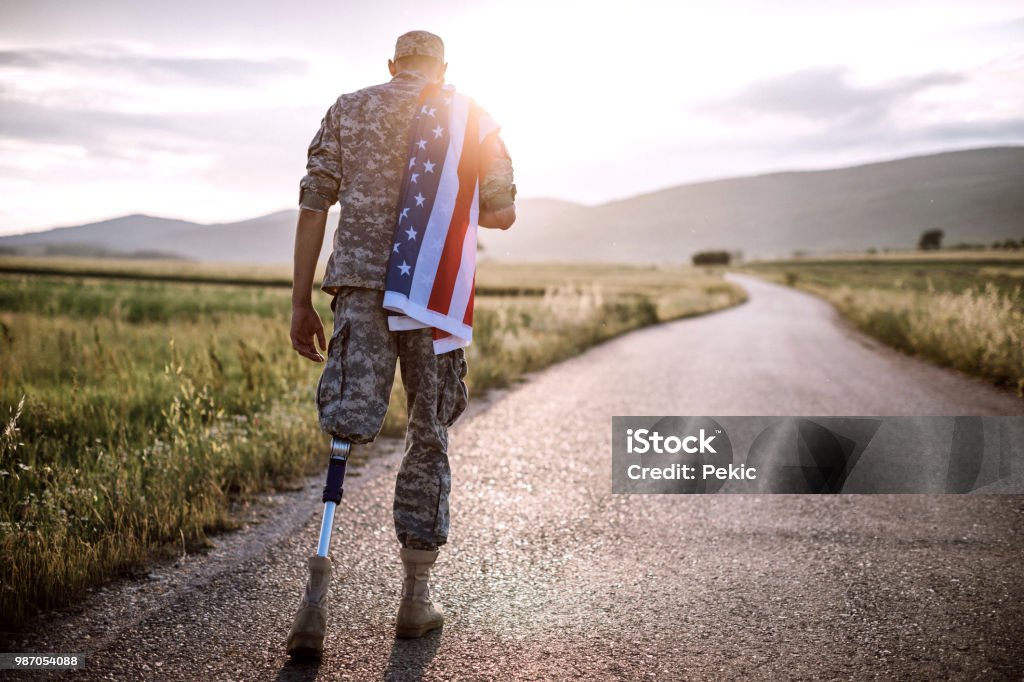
315, 287, 469, 551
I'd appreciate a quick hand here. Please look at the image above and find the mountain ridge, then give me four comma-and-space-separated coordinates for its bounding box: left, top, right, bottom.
2, 146, 1021, 263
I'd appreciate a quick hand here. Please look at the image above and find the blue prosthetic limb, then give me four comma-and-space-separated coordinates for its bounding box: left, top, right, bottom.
317, 437, 350, 557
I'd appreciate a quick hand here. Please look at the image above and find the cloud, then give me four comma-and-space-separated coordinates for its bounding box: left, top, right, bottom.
758, 115, 1024, 157
950, 15, 1024, 43
707, 67, 965, 128
0, 89, 319, 168
0, 45, 306, 86
922, 117, 1024, 143
0, 96, 178, 154
0, 42, 321, 167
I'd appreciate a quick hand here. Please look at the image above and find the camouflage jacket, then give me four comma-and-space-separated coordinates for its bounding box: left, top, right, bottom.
299, 69, 515, 294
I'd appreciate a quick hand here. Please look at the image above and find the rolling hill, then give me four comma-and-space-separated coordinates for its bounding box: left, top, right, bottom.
0, 210, 328, 263
480, 146, 1024, 261
2, 146, 1022, 264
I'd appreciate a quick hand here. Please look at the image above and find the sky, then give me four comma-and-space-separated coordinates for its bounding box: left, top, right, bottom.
1, 0, 1022, 235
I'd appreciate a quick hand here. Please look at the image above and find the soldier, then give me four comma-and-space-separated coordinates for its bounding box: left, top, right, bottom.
286, 30, 516, 655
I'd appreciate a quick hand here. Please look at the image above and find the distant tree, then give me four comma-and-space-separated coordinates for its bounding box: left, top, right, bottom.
918, 229, 944, 250
1004, 239, 1021, 251
992, 240, 1003, 250
691, 250, 731, 266
866, 247, 877, 255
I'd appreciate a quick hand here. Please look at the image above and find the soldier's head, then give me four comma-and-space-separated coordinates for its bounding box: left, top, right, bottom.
388, 30, 447, 82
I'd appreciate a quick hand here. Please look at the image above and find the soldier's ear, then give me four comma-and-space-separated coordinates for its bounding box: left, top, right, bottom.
388, 59, 397, 76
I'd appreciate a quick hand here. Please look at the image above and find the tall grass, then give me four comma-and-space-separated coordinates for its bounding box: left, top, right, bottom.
1, 296, 325, 624
747, 257, 1024, 395
1, 264, 744, 626
829, 283, 1024, 393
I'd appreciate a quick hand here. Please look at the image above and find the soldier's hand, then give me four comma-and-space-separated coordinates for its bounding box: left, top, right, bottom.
479, 204, 516, 230
290, 303, 327, 362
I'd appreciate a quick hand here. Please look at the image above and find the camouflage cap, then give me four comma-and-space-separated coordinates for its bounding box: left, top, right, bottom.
393, 30, 445, 62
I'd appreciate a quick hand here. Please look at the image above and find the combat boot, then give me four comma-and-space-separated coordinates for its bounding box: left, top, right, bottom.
395, 548, 444, 638
286, 555, 332, 657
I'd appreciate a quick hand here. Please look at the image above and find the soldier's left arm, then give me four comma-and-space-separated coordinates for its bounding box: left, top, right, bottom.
478, 133, 516, 230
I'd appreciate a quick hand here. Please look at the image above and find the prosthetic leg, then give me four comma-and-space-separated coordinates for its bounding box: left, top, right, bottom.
286, 437, 350, 658
316, 437, 350, 558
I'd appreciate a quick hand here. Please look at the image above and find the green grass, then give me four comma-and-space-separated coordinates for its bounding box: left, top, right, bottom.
745, 254, 1024, 394
0, 255, 300, 285
0, 259, 745, 626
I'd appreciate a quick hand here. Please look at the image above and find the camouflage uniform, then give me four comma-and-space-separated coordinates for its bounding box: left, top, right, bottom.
299, 32, 513, 551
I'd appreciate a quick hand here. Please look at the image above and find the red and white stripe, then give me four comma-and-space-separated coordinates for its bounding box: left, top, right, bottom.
383, 90, 499, 354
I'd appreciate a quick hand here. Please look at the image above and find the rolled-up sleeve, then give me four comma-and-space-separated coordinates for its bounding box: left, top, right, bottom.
298, 99, 343, 212
479, 135, 516, 211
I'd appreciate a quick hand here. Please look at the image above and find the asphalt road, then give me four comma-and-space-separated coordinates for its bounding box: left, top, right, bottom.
8, 274, 1024, 680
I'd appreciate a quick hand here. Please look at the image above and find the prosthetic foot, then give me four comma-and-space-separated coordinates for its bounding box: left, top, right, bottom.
395, 548, 445, 638
286, 437, 350, 658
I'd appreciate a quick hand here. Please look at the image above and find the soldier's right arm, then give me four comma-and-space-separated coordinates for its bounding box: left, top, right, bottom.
298, 98, 344, 212
290, 99, 343, 363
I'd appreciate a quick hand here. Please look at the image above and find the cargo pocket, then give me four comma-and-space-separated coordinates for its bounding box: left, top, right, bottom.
436, 348, 469, 427
316, 318, 350, 431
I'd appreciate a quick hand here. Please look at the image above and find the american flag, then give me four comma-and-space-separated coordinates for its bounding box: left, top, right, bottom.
383, 82, 499, 354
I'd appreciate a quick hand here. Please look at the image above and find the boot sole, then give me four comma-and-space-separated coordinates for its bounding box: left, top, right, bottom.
395, 620, 444, 639
286, 634, 324, 658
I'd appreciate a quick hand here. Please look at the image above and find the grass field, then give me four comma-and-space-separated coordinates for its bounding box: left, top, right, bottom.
0, 256, 745, 625
745, 252, 1024, 395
